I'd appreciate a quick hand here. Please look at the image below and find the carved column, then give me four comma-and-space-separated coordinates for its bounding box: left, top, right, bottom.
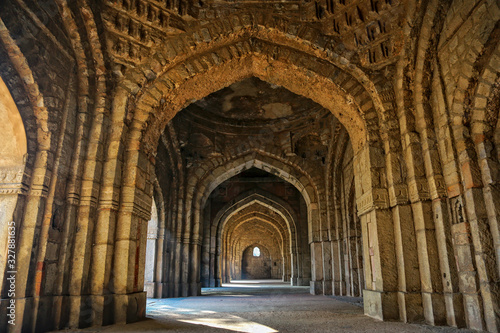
0, 165, 27, 295
355, 145, 399, 321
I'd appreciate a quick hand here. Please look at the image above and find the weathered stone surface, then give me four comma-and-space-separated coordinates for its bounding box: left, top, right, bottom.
0, 0, 499, 332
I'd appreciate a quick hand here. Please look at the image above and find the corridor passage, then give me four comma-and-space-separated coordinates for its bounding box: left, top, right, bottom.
58, 281, 474, 333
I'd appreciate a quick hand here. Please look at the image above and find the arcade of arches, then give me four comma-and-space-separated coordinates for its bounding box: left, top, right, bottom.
0, 0, 499, 332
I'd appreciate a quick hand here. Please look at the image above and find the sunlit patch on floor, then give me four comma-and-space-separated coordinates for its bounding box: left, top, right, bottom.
147, 304, 277, 333
179, 316, 278, 333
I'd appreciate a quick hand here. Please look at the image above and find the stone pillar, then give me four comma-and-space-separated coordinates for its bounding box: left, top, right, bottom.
417, 95, 464, 327
225, 243, 230, 282
392, 203, 423, 322
403, 131, 447, 325
144, 201, 158, 297
290, 252, 298, 285
172, 196, 183, 297
154, 226, 165, 298
322, 240, 333, 295
309, 241, 323, 295
299, 240, 312, 286
309, 205, 323, 294
189, 241, 201, 295
283, 252, 291, 282
162, 187, 176, 298
384, 143, 424, 322
359, 205, 399, 321
457, 140, 500, 332
461, 185, 500, 331
355, 138, 399, 321
172, 238, 182, 297
209, 225, 217, 287
449, 204, 485, 330
0, 167, 27, 332
214, 246, 221, 287
209, 251, 216, 287
180, 237, 190, 297
201, 205, 211, 287
330, 203, 345, 295
0, 166, 25, 292
348, 199, 364, 297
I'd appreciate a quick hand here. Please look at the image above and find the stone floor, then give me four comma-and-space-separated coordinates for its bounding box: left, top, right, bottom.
57, 280, 474, 333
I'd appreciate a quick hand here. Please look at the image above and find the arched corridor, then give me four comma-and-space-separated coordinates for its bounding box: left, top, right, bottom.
0, 1, 499, 332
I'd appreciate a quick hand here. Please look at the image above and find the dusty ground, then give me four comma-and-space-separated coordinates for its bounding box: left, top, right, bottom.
58, 280, 474, 333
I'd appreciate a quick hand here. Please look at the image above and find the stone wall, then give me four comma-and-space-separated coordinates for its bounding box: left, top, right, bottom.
0, 0, 499, 332
241, 245, 273, 280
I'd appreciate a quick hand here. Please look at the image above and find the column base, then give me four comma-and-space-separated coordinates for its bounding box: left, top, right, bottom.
323, 280, 333, 295
332, 280, 345, 295
0, 292, 146, 332
444, 292, 465, 328
180, 283, 188, 297
114, 291, 147, 324
463, 293, 486, 331
422, 292, 447, 326
296, 277, 310, 286
363, 289, 399, 321
310, 281, 323, 295
154, 282, 164, 298
144, 282, 155, 298
0, 297, 31, 333
397, 291, 424, 323
188, 282, 201, 296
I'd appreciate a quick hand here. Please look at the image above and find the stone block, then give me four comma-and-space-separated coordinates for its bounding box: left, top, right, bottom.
397, 291, 424, 323
126, 292, 147, 323
323, 280, 333, 295
364, 289, 399, 321
458, 271, 478, 293
463, 293, 485, 331
310, 280, 323, 295
444, 292, 466, 328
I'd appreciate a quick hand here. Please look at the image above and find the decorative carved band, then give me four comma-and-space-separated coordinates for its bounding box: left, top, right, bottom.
0, 166, 28, 195
408, 178, 431, 203
388, 184, 409, 207
356, 188, 389, 215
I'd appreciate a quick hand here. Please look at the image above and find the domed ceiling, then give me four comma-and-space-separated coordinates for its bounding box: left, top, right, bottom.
169, 76, 344, 168
187, 77, 326, 121
194, 77, 318, 120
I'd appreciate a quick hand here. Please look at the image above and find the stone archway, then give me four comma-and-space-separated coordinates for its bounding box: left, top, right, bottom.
0, 16, 393, 329
193, 157, 316, 291
111, 46, 394, 324
2, 1, 500, 332
214, 195, 298, 285
209, 189, 301, 286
